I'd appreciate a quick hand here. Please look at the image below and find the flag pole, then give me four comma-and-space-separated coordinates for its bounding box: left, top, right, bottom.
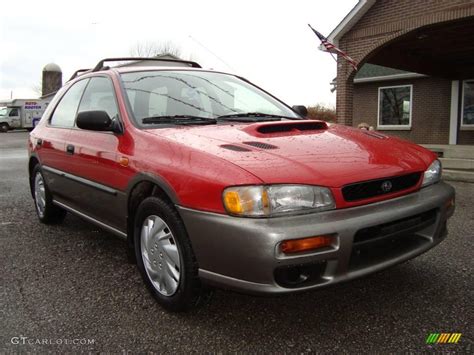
308, 24, 358, 71
307, 24, 338, 64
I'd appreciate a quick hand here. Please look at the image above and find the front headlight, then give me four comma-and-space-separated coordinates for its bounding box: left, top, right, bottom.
422, 159, 442, 187
223, 185, 335, 217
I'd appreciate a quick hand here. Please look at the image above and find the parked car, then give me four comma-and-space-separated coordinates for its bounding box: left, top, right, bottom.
28, 58, 455, 311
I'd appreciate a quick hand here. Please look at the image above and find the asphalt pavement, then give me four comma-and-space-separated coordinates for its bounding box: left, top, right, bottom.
1, 131, 472, 353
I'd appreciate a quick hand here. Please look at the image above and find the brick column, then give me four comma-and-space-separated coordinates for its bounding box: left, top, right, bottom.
336, 60, 354, 126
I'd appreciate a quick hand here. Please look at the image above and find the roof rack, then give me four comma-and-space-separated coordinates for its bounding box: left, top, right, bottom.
68, 69, 92, 82
92, 57, 202, 72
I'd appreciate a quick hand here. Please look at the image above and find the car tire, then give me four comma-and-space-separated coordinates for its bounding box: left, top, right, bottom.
0, 123, 9, 132
32, 165, 67, 224
134, 196, 207, 312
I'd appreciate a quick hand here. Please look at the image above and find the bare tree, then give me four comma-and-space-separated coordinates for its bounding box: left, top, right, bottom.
129, 41, 184, 59
32, 82, 42, 96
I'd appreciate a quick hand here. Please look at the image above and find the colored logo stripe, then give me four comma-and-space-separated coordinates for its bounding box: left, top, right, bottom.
426, 333, 462, 344
426, 333, 439, 344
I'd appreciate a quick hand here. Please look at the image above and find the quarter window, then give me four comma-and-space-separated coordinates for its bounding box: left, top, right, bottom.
78, 77, 119, 120
50, 79, 89, 127
378, 85, 412, 128
461, 80, 474, 126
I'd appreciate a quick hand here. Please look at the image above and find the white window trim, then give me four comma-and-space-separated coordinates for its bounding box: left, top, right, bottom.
449, 80, 459, 144
377, 84, 413, 130
460, 79, 474, 130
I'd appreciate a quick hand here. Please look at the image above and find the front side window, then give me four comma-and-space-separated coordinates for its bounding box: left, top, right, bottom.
78, 77, 119, 120
378, 85, 412, 128
9, 108, 19, 116
120, 70, 298, 127
50, 79, 89, 127
462, 80, 474, 126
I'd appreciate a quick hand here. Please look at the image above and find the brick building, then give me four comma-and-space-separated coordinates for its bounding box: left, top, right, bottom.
326, 0, 474, 145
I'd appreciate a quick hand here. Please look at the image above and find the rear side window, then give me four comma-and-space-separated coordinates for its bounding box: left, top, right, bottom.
50, 79, 89, 127
78, 77, 119, 119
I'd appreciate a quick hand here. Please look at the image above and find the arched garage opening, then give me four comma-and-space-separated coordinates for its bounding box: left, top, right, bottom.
337, 16, 474, 145
329, 1, 474, 181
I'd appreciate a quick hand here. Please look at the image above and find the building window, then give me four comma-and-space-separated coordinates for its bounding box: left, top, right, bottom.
461, 80, 474, 127
378, 85, 412, 129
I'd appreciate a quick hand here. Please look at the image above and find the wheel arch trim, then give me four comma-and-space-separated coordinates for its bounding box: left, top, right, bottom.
125, 172, 181, 254
126, 172, 180, 205
28, 153, 42, 197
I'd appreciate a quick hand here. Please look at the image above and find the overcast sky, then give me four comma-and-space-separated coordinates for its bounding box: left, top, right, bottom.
0, 0, 357, 106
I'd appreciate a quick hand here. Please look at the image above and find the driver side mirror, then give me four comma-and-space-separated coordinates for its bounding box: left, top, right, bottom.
292, 105, 308, 118
76, 110, 122, 133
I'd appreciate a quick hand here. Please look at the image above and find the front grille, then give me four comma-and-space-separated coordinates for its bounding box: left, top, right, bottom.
353, 209, 437, 246
349, 233, 428, 270
349, 209, 439, 270
342, 172, 421, 202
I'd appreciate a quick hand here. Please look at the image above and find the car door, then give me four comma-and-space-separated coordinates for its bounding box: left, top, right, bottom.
37, 79, 89, 204
64, 76, 129, 232
8, 107, 21, 128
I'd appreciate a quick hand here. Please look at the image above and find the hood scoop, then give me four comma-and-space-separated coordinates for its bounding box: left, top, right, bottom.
220, 144, 251, 152
243, 120, 328, 138
243, 141, 278, 149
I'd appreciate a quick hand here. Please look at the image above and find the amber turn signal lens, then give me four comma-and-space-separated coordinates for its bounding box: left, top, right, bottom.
118, 156, 129, 167
223, 191, 243, 214
280, 235, 333, 254
445, 198, 455, 209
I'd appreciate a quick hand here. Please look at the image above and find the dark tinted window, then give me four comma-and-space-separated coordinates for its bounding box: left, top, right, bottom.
50, 79, 89, 127
9, 108, 19, 116
378, 85, 412, 127
462, 80, 474, 126
78, 77, 118, 119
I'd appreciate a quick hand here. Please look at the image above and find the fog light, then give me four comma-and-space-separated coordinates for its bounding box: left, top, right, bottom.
274, 262, 327, 288
280, 235, 333, 254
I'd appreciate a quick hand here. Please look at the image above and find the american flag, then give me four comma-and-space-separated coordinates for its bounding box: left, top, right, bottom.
308, 24, 358, 71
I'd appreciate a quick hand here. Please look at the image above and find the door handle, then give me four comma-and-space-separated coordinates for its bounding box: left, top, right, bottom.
66, 144, 75, 155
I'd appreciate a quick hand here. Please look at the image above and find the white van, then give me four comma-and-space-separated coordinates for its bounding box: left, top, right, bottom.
0, 99, 49, 132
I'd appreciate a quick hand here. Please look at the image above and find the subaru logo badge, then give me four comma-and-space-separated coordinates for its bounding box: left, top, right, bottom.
381, 180, 393, 192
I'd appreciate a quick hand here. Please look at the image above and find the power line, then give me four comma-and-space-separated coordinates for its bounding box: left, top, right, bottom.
188, 35, 236, 71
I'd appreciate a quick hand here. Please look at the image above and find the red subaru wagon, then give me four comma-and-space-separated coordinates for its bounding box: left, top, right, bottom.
29, 58, 455, 311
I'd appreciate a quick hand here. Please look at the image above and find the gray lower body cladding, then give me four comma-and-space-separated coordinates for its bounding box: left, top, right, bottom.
177, 182, 455, 294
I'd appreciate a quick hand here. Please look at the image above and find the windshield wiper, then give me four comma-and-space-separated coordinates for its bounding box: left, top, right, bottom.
142, 115, 217, 125
216, 112, 294, 122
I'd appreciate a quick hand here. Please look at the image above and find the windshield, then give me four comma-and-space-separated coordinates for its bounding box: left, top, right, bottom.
120, 70, 298, 127
0, 107, 7, 116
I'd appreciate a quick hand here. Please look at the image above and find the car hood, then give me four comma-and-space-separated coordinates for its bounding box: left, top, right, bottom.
144, 120, 435, 188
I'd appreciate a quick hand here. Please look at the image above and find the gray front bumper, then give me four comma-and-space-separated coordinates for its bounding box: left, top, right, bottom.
177, 182, 455, 294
